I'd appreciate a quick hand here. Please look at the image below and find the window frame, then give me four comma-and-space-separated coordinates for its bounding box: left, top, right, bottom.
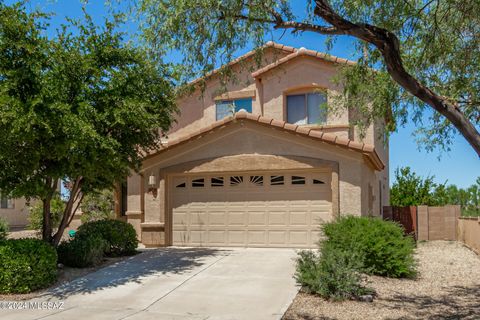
286, 91, 327, 125
215, 97, 253, 120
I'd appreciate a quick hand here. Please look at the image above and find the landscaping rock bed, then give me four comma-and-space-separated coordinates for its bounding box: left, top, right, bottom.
283, 241, 480, 320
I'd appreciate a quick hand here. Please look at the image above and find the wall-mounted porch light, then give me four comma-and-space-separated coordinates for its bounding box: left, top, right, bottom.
148, 174, 158, 198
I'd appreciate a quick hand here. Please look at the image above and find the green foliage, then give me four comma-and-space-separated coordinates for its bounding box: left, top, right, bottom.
80, 189, 115, 223
0, 2, 176, 243
76, 219, 138, 256
322, 216, 417, 278
137, 0, 479, 152
0, 217, 8, 240
0, 238, 57, 293
391, 167, 480, 216
295, 246, 372, 301
390, 167, 439, 206
57, 235, 107, 268
28, 195, 65, 230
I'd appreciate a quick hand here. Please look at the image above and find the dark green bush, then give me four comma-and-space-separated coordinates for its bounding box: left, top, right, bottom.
322, 216, 417, 278
57, 235, 107, 268
76, 219, 138, 256
295, 245, 372, 301
0, 217, 8, 240
0, 238, 57, 293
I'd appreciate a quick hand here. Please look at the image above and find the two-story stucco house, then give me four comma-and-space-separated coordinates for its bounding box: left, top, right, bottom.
122, 42, 389, 248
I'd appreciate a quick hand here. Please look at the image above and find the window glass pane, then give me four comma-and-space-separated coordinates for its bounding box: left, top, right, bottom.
287, 95, 306, 125
216, 100, 234, 120
234, 98, 252, 113
307, 93, 327, 124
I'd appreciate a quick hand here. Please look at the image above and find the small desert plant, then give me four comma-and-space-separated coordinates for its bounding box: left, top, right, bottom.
295, 244, 372, 300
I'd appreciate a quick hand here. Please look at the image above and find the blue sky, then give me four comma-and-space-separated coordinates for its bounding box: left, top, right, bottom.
10, 0, 480, 188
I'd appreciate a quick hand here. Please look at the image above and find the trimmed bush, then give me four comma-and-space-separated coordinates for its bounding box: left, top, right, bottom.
322, 216, 417, 278
0, 238, 57, 293
76, 219, 138, 256
0, 217, 8, 240
57, 235, 107, 268
295, 245, 372, 300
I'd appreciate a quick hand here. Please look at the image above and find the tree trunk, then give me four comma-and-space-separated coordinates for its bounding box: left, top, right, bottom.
41, 197, 52, 243
52, 177, 83, 247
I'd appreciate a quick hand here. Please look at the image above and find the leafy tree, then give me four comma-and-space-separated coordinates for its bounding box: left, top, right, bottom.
391, 167, 480, 216
137, 0, 480, 155
0, 3, 176, 246
390, 167, 438, 206
80, 189, 115, 223
28, 195, 65, 231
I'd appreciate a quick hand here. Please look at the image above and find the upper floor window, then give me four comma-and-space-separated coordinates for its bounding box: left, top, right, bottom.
287, 92, 327, 125
0, 192, 14, 209
216, 98, 252, 120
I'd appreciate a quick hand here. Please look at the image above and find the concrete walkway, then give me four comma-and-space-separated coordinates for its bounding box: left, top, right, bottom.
2, 247, 299, 320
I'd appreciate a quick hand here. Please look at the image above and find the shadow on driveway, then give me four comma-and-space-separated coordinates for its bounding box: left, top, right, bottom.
46, 247, 230, 299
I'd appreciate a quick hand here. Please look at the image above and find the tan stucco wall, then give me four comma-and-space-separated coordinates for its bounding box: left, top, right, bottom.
133, 121, 383, 246
0, 198, 31, 227
169, 51, 362, 143
457, 217, 480, 255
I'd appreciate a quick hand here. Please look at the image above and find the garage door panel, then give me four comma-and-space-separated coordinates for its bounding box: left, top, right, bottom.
208, 212, 227, 226
247, 231, 267, 245
289, 231, 310, 245
227, 230, 246, 245
268, 212, 288, 225
248, 212, 267, 226
172, 171, 332, 248
228, 212, 246, 226
290, 212, 308, 226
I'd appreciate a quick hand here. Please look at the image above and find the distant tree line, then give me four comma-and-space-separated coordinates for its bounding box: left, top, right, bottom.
390, 167, 480, 216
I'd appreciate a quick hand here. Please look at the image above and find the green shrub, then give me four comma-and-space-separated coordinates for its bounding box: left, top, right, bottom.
0, 238, 57, 293
76, 219, 138, 256
295, 245, 372, 301
80, 189, 115, 223
28, 196, 65, 230
57, 235, 107, 268
322, 216, 417, 278
0, 217, 8, 240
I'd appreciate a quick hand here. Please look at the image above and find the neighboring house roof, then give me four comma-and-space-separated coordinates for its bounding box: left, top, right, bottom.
145, 111, 384, 171
187, 41, 356, 87
251, 47, 356, 78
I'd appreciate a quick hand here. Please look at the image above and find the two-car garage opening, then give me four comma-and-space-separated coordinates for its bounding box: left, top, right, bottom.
171, 170, 333, 248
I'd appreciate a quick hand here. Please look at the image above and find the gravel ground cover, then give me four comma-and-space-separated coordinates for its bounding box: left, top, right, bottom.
283, 241, 480, 320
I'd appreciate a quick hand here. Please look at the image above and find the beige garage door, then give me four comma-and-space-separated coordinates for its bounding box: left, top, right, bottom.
171, 171, 332, 248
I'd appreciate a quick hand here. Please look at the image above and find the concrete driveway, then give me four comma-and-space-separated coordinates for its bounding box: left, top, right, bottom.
2, 247, 299, 320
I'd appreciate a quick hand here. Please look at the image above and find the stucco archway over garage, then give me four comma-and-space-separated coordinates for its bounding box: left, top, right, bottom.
131, 112, 384, 248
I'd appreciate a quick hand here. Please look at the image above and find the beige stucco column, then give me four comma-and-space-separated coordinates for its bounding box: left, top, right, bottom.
141, 168, 167, 247
125, 173, 144, 239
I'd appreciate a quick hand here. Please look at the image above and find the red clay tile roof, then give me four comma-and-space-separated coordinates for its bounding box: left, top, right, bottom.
251, 47, 356, 78
186, 42, 355, 86
145, 111, 385, 171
